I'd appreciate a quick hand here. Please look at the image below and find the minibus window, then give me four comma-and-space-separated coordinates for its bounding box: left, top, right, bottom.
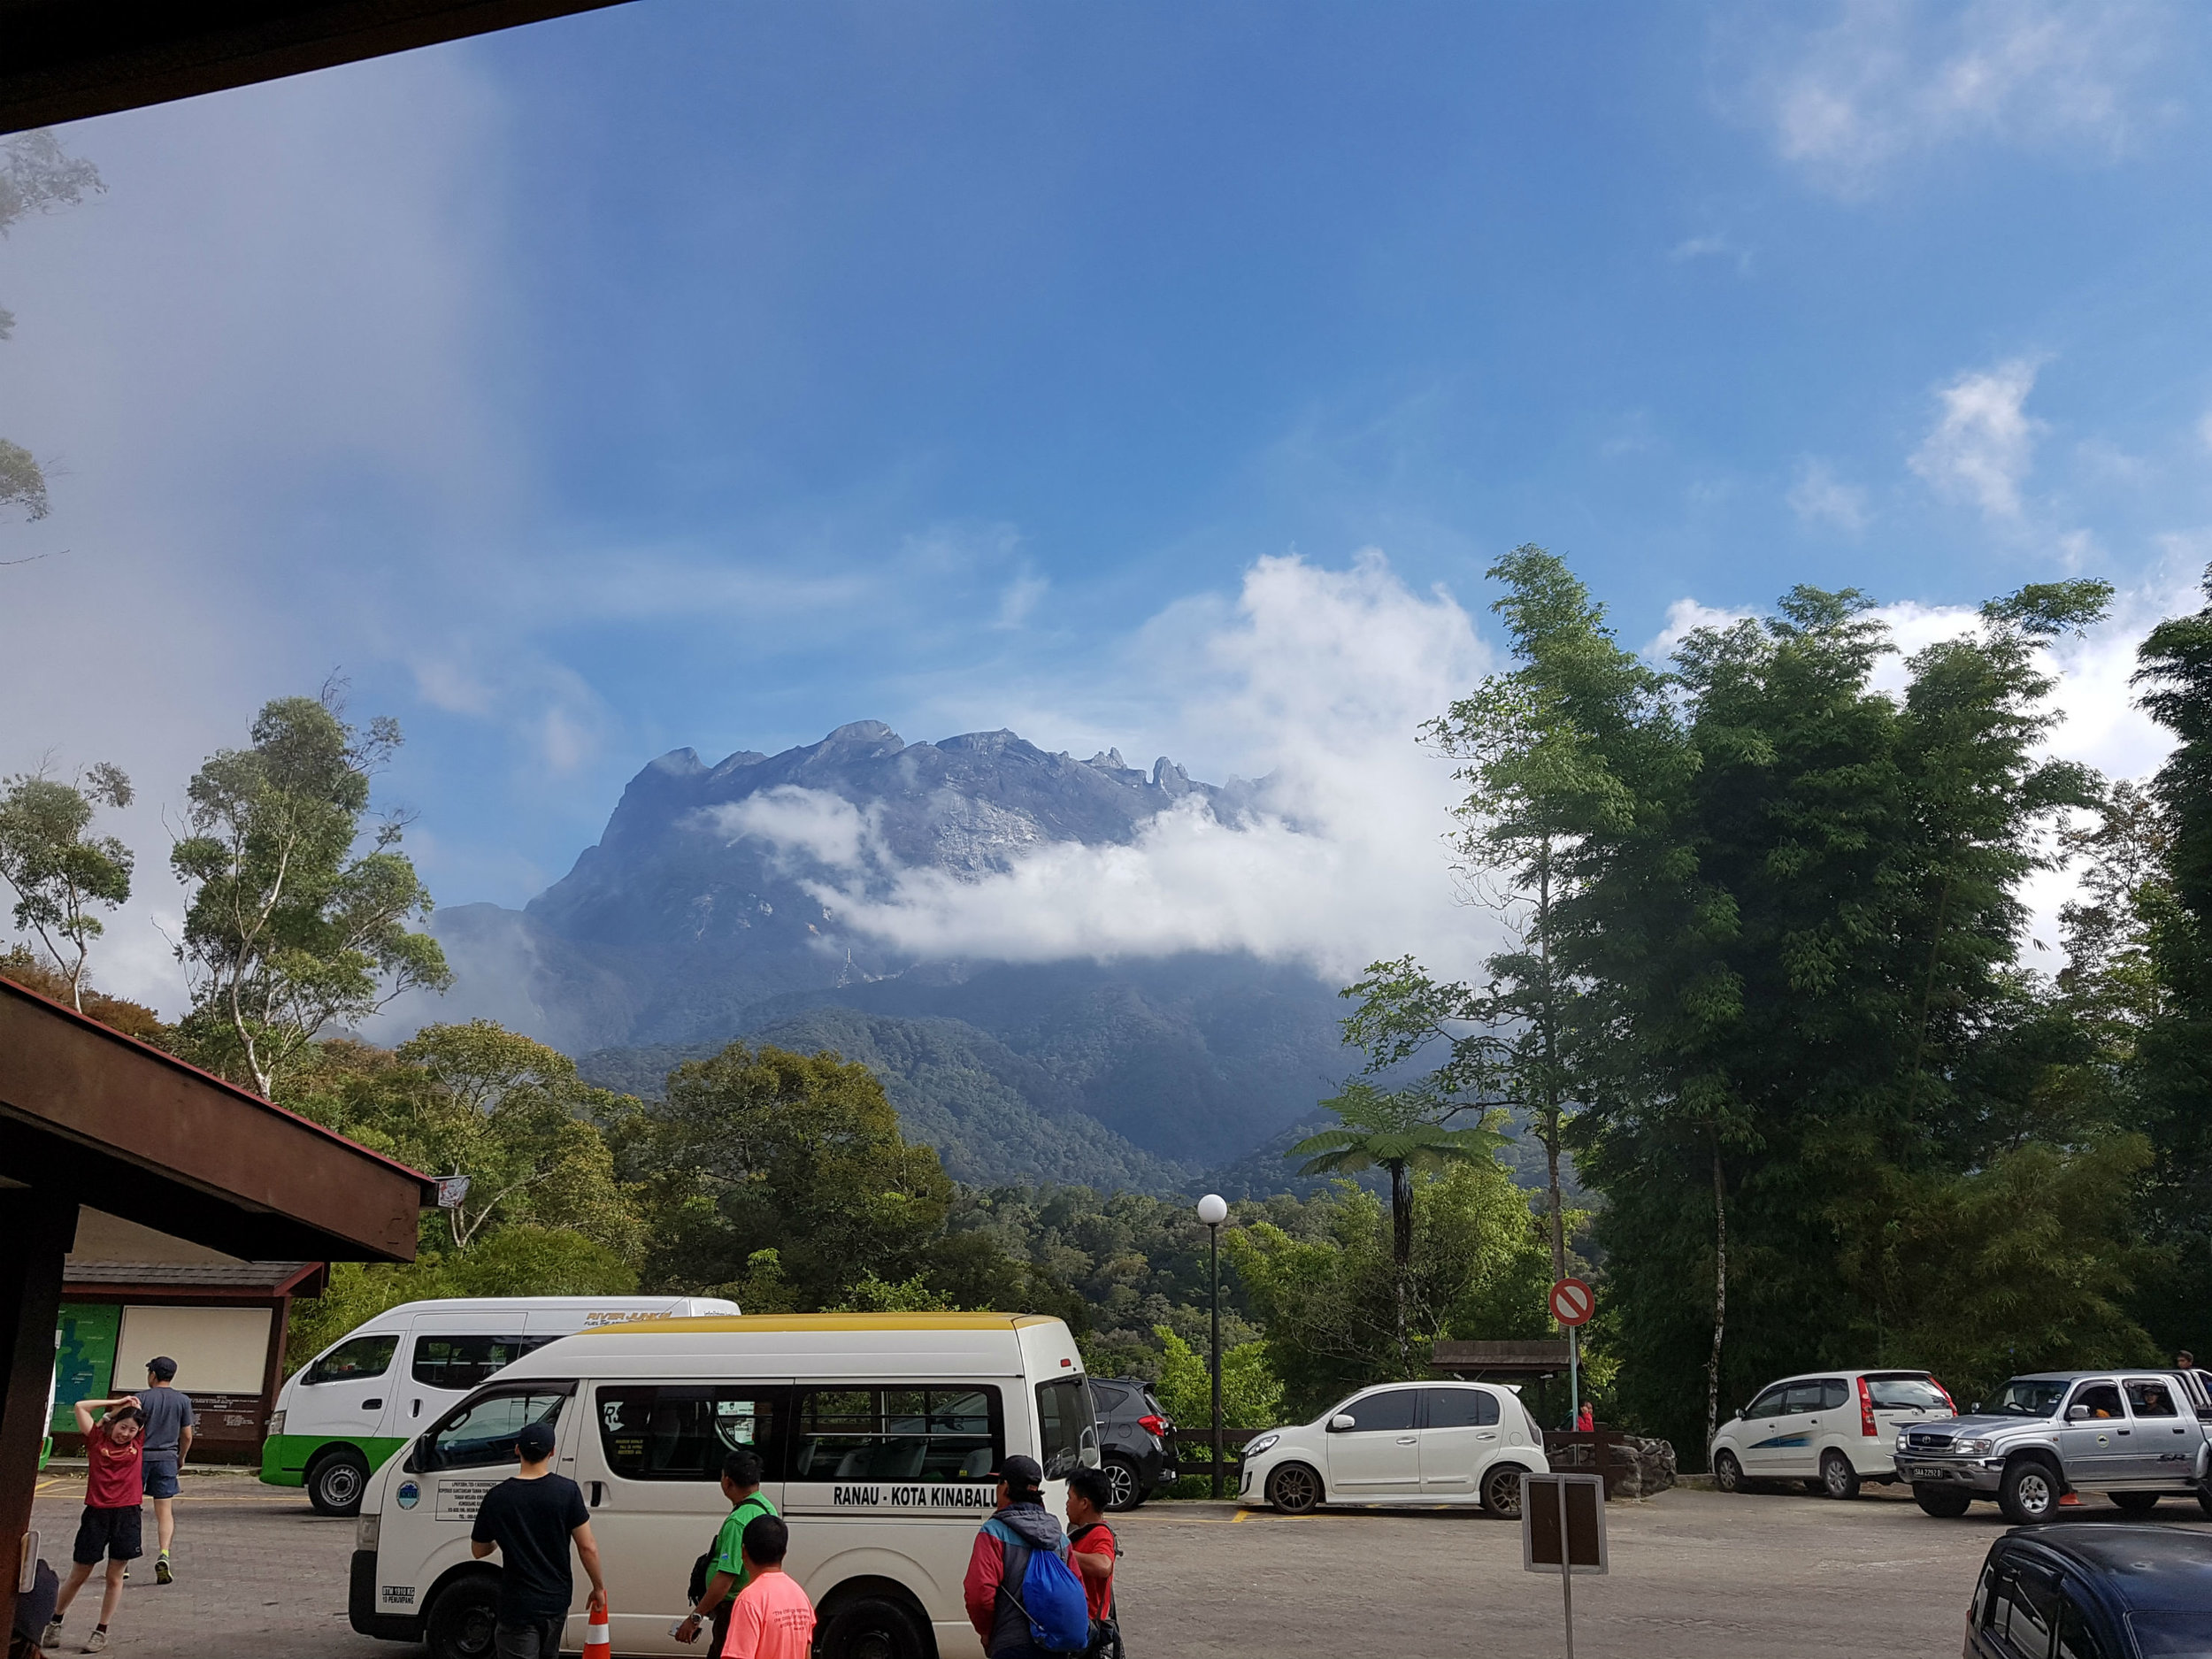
595, 1386, 785, 1481
412, 1335, 534, 1392
792, 1386, 1002, 1483
1034, 1378, 1095, 1479
423, 1390, 569, 1471
304, 1333, 397, 1385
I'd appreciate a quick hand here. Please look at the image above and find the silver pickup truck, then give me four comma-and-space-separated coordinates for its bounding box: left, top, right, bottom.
1892, 1368, 2212, 1523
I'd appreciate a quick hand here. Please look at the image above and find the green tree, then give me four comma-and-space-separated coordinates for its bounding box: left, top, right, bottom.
1150, 1325, 1283, 1429
0, 762, 133, 1010
611, 1041, 956, 1308
1, 131, 104, 522
170, 691, 449, 1096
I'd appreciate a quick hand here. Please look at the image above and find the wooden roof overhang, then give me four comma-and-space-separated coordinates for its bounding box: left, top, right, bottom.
0, 0, 637, 136
0, 978, 432, 1262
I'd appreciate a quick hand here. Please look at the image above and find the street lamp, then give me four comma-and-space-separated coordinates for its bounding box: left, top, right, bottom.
1196, 1192, 1229, 1498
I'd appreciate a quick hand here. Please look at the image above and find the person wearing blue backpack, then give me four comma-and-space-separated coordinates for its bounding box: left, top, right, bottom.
962, 1455, 1094, 1657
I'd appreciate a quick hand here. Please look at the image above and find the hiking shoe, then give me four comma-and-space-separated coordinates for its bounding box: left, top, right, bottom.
84, 1631, 109, 1653
156, 1551, 173, 1584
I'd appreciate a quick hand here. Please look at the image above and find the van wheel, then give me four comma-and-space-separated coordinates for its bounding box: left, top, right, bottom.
2000, 1459, 2062, 1525
818, 1594, 927, 1659
1820, 1451, 1861, 1501
1481, 1464, 1527, 1518
1915, 1483, 1971, 1517
1267, 1462, 1323, 1515
424, 1574, 499, 1659
306, 1449, 369, 1517
2111, 1491, 2160, 1513
1102, 1455, 1144, 1511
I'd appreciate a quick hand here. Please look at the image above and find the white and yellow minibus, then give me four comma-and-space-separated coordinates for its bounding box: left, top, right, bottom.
348, 1312, 1099, 1659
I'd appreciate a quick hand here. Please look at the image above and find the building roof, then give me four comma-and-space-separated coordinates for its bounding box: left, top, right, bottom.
0, 977, 433, 1262
0, 0, 637, 135
64, 1260, 326, 1294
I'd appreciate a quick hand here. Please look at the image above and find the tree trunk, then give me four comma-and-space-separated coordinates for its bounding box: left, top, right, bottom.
1536, 843, 1569, 1280
1391, 1160, 1413, 1379
1705, 1139, 1728, 1454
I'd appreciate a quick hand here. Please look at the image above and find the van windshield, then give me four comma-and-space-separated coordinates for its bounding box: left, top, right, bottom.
1987, 1379, 2070, 1417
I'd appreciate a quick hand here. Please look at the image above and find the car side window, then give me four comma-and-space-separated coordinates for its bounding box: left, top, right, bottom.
1423, 1388, 1499, 1429
1782, 1383, 1827, 1414
304, 1333, 397, 1385
1817, 1379, 1849, 1410
2055, 1591, 2107, 1659
1996, 1570, 2058, 1657
1343, 1390, 1419, 1432
422, 1389, 570, 1471
2071, 1384, 2124, 1420
1747, 1386, 1791, 1418
412, 1335, 533, 1393
2123, 1379, 2177, 1418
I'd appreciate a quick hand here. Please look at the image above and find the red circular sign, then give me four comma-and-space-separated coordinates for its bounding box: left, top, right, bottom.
1548, 1277, 1594, 1327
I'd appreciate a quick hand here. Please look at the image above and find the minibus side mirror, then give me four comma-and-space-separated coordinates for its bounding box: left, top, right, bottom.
1327, 1414, 1356, 1432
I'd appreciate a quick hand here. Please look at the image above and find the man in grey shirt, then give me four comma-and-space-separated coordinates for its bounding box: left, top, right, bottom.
134, 1357, 195, 1584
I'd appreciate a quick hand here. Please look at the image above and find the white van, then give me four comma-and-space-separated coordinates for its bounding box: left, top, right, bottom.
265, 1296, 738, 1515
347, 1312, 1098, 1659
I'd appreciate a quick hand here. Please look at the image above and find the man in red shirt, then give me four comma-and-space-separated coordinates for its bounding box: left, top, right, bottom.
720, 1515, 815, 1659
48, 1395, 146, 1653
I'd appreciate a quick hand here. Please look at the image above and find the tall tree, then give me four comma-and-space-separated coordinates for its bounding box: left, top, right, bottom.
0, 762, 134, 1010
1288, 1081, 1506, 1375
1, 131, 104, 522
171, 690, 449, 1096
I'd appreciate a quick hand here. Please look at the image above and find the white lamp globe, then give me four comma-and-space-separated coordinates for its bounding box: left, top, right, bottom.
1196, 1193, 1229, 1226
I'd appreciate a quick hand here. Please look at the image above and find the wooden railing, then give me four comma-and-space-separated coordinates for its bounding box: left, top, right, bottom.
1166, 1426, 1263, 1485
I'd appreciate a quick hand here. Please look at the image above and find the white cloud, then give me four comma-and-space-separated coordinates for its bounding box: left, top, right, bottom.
1737, 0, 2178, 194
1909, 357, 2046, 518
703, 552, 1502, 985
1647, 598, 1758, 661
1787, 457, 1870, 532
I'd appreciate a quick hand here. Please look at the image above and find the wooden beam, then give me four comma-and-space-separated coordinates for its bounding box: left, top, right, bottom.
0, 0, 638, 136
0, 1189, 78, 1643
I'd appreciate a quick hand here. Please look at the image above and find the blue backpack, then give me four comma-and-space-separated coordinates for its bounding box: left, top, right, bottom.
989, 1521, 1092, 1654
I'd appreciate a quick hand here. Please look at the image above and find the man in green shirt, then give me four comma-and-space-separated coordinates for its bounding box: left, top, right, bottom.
677, 1449, 777, 1648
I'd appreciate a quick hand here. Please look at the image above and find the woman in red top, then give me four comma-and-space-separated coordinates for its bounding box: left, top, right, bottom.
49, 1395, 146, 1653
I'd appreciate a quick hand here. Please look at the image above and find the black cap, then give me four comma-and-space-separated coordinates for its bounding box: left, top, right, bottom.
146, 1357, 177, 1380
993, 1454, 1044, 1488
515, 1422, 557, 1460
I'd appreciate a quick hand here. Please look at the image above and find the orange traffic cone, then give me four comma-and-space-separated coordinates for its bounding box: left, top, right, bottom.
583, 1606, 611, 1659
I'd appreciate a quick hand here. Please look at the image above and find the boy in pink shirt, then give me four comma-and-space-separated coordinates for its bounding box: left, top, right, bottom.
721, 1515, 815, 1659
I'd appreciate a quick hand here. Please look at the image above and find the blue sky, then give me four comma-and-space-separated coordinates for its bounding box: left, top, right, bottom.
5, 0, 2211, 1006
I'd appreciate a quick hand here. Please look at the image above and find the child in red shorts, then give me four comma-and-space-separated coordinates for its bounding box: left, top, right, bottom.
49, 1396, 146, 1654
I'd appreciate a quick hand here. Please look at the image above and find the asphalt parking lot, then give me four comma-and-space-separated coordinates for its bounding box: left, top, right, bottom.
27, 1468, 2212, 1656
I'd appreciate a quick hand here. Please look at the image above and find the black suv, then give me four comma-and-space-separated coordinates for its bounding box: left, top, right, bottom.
1091, 1376, 1176, 1510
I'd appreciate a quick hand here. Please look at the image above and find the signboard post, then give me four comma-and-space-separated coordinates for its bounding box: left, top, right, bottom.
1522, 1471, 1607, 1659
1548, 1277, 1593, 1427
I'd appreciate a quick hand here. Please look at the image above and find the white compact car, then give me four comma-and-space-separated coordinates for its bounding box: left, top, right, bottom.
1236, 1380, 1550, 1516
1709, 1369, 1955, 1499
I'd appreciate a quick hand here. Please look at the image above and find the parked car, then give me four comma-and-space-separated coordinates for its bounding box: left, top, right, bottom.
1090, 1375, 1176, 1510
1709, 1370, 1955, 1500
1965, 1524, 2212, 1658
1895, 1368, 2212, 1525
1235, 1381, 1549, 1517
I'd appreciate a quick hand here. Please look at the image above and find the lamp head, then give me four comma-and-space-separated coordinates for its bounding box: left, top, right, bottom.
1196, 1193, 1229, 1226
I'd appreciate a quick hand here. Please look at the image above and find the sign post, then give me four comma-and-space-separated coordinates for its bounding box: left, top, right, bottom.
1522, 1471, 1607, 1659
1548, 1276, 1593, 1427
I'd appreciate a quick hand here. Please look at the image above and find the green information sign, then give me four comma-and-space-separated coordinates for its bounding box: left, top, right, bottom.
51, 1302, 120, 1432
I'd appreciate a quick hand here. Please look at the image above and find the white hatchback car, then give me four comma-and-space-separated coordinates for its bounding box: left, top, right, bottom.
1709, 1369, 1955, 1499
1236, 1380, 1551, 1516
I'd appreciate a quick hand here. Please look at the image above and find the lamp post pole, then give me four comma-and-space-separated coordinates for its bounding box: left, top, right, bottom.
1197, 1194, 1228, 1498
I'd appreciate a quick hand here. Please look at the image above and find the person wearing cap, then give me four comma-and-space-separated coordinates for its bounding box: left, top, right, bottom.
469, 1418, 608, 1659
962, 1455, 1073, 1658
135, 1356, 195, 1584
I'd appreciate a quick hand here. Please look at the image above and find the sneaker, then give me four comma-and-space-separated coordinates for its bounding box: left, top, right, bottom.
155, 1552, 173, 1585
84, 1632, 109, 1654
43, 1617, 63, 1646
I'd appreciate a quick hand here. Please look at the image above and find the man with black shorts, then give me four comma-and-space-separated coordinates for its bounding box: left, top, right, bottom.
470, 1419, 608, 1658
48, 1395, 146, 1653
135, 1356, 196, 1584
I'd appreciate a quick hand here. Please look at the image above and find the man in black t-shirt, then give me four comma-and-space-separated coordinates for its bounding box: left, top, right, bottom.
469, 1420, 607, 1659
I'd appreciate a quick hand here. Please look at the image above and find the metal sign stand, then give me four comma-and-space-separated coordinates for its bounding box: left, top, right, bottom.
1522, 1472, 1608, 1659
